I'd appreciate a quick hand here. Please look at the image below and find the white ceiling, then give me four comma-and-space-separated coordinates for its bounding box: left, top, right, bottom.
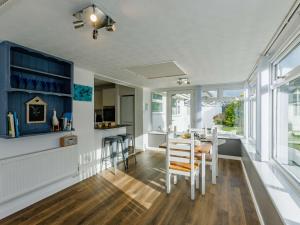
126, 61, 187, 79
0, 0, 295, 88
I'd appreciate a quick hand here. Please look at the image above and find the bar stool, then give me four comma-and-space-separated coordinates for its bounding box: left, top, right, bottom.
118, 134, 136, 170
102, 136, 126, 174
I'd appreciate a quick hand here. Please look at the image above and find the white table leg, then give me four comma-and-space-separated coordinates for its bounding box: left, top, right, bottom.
196, 170, 200, 189
216, 155, 219, 176
191, 171, 195, 200
166, 172, 171, 194
212, 158, 216, 184
174, 175, 177, 184
201, 153, 205, 195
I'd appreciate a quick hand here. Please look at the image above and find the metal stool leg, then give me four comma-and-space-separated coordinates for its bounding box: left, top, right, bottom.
101, 141, 105, 172
119, 140, 128, 171
111, 140, 118, 175
129, 136, 137, 165
101, 140, 109, 172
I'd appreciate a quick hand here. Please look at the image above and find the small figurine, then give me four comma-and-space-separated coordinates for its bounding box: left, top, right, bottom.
52, 109, 60, 131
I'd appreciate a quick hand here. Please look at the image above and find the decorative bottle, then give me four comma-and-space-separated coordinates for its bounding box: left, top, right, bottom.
52, 109, 59, 130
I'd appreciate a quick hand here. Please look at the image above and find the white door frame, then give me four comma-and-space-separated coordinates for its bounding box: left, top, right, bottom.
167, 89, 194, 132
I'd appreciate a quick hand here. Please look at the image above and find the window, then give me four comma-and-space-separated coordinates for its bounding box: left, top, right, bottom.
220, 89, 244, 135
152, 93, 163, 112
201, 90, 220, 129
276, 43, 300, 78
170, 92, 191, 132
151, 92, 167, 131
201, 89, 244, 135
274, 76, 300, 181
171, 98, 181, 115
273, 41, 300, 182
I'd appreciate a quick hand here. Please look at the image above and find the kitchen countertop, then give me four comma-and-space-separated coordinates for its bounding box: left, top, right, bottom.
94, 125, 128, 130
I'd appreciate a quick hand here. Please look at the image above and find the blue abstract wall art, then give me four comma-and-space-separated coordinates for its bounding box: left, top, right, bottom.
73, 84, 93, 102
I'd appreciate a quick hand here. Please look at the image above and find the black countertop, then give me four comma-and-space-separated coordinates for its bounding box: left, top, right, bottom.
94, 125, 129, 130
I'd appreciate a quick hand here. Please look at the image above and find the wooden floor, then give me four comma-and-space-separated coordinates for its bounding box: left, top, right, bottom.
0, 151, 260, 225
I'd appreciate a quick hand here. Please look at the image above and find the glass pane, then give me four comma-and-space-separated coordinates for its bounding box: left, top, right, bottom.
276, 76, 300, 181
171, 93, 191, 132
201, 90, 218, 107
202, 90, 218, 98
250, 99, 256, 139
277, 44, 300, 77
201, 89, 244, 135
223, 89, 244, 98
151, 92, 167, 131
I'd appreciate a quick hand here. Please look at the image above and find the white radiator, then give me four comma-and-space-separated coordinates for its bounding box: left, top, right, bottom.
0, 146, 78, 204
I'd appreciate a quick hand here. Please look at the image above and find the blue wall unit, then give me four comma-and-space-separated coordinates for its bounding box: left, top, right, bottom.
0, 41, 74, 137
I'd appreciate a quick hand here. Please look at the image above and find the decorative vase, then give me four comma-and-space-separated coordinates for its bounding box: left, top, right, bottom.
52, 109, 59, 131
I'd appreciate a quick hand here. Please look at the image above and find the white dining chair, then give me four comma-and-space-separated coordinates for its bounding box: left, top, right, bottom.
196, 127, 218, 184
166, 132, 200, 200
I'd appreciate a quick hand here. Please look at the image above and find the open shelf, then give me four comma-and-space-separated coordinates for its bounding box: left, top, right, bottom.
8, 88, 72, 97
0, 41, 74, 137
0, 129, 75, 139
11, 65, 71, 80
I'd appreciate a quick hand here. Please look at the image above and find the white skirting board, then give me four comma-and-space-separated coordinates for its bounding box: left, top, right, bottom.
241, 161, 265, 225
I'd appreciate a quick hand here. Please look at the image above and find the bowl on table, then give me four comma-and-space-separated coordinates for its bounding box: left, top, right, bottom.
180, 133, 191, 139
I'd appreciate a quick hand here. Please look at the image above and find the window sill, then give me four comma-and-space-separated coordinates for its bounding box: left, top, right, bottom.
241, 139, 300, 225
217, 133, 243, 140
148, 131, 167, 135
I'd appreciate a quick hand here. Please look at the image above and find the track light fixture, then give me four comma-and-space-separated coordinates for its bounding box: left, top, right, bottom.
177, 78, 191, 85
73, 4, 116, 40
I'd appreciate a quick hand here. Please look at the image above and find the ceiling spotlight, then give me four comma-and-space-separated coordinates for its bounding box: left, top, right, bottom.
73, 4, 116, 40
73, 20, 84, 29
177, 78, 190, 85
90, 5, 97, 22
90, 14, 97, 22
74, 24, 84, 29
106, 18, 116, 32
73, 20, 84, 25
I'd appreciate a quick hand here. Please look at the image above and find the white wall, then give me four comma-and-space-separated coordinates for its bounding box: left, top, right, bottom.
135, 87, 144, 150
143, 88, 151, 149
72, 67, 97, 179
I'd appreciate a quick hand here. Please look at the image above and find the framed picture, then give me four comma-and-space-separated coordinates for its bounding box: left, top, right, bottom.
26, 96, 47, 124
74, 84, 93, 102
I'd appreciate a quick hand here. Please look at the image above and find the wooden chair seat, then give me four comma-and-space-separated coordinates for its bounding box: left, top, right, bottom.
169, 162, 199, 172
170, 144, 211, 154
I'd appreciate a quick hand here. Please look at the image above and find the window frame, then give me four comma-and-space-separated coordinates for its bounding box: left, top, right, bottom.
248, 81, 257, 142
150, 92, 167, 132
271, 38, 300, 184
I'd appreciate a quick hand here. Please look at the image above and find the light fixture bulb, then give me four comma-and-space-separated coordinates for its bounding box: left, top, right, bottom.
90, 14, 97, 22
